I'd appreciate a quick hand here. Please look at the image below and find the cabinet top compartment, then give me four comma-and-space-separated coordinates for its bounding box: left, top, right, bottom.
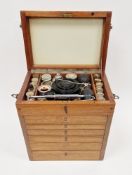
21, 11, 112, 72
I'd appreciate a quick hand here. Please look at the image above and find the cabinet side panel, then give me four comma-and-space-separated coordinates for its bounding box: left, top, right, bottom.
16, 108, 33, 160
16, 71, 31, 102
99, 112, 114, 160
100, 73, 115, 159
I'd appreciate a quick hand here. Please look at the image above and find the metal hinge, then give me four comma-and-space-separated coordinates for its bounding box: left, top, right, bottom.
113, 93, 119, 99
63, 13, 73, 17
11, 93, 18, 99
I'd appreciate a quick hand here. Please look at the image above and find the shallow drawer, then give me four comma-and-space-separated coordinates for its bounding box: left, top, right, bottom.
26, 124, 106, 130
24, 115, 107, 125
30, 142, 102, 151
68, 115, 107, 124
32, 151, 100, 160
27, 129, 105, 136
67, 104, 112, 115
19, 104, 113, 116
29, 135, 103, 143
24, 115, 64, 124
20, 105, 67, 116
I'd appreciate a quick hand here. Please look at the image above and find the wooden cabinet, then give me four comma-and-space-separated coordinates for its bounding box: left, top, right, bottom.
17, 100, 114, 160
15, 11, 116, 160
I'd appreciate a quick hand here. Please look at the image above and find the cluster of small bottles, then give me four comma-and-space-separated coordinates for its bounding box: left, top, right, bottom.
93, 73, 105, 101
26, 77, 39, 100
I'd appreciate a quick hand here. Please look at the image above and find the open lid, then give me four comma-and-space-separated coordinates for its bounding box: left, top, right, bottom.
21, 11, 112, 72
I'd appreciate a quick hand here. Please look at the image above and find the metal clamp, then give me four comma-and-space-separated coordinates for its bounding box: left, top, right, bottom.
113, 93, 119, 99
11, 94, 18, 99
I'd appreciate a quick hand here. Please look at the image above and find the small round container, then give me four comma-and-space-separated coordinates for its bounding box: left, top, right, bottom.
94, 73, 101, 79
41, 74, 52, 82
96, 87, 103, 92
52, 73, 63, 81
96, 92, 104, 96
96, 82, 103, 87
65, 73, 77, 80
31, 77, 39, 82
96, 89, 104, 93
30, 81, 37, 87
38, 85, 51, 95
26, 91, 34, 100
94, 78, 102, 82
96, 96, 105, 101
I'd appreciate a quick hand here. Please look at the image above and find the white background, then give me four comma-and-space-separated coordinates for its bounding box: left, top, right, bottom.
0, 0, 132, 175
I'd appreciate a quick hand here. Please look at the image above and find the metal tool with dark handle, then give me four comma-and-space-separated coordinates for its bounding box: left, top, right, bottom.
28, 94, 95, 100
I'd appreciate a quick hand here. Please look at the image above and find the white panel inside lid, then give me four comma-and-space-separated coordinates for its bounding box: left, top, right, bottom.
29, 18, 103, 66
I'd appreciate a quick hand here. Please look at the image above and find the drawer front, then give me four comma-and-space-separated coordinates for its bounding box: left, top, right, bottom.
26, 124, 106, 130
27, 129, 105, 136
32, 151, 100, 160
24, 115, 64, 124
68, 115, 107, 124
20, 104, 112, 116
20, 105, 67, 116
67, 104, 112, 116
29, 135, 103, 143
24, 115, 107, 125
30, 142, 102, 151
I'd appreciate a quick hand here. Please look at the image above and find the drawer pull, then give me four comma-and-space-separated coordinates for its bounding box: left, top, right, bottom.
64, 106, 68, 114
64, 152, 68, 156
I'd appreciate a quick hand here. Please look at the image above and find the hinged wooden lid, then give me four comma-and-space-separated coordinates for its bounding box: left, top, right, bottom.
21, 11, 112, 73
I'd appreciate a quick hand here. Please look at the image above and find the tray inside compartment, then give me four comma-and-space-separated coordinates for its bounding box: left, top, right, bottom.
24, 71, 109, 101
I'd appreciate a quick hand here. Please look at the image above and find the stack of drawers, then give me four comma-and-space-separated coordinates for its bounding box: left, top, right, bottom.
19, 104, 112, 160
